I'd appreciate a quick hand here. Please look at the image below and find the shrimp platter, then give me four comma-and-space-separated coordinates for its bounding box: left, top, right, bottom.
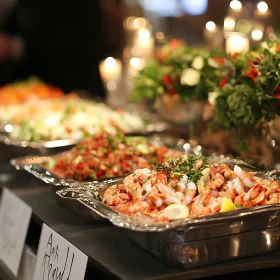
102, 154, 280, 221
57, 154, 280, 268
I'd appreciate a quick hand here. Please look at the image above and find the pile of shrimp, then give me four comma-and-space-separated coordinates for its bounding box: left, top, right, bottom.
102, 155, 280, 221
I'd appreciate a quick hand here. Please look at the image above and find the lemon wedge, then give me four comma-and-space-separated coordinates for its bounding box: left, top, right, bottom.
197, 167, 210, 193
220, 197, 236, 213
163, 204, 189, 220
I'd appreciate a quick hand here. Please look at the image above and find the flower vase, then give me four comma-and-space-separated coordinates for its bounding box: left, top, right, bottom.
155, 95, 205, 139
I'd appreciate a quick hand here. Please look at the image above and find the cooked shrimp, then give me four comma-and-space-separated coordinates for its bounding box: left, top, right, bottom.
190, 194, 222, 218
231, 178, 246, 195
184, 182, 197, 205
264, 181, 280, 198
123, 174, 136, 187
195, 159, 203, 170
234, 185, 263, 207
265, 193, 280, 204
115, 201, 148, 214
234, 165, 256, 189
135, 168, 151, 176
150, 172, 168, 185
103, 185, 131, 206
156, 182, 182, 205
217, 164, 236, 179
142, 180, 152, 198
206, 172, 224, 190
243, 185, 262, 202
147, 186, 163, 209
177, 175, 188, 192
127, 183, 143, 202
218, 183, 236, 200
251, 189, 265, 205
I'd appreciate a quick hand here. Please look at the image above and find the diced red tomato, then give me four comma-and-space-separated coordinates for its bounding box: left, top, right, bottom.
122, 160, 129, 171
55, 160, 66, 169
96, 170, 103, 177
76, 163, 85, 170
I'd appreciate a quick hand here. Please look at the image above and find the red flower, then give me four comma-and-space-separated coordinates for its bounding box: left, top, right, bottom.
213, 57, 226, 65
162, 74, 172, 87
277, 45, 280, 52
155, 51, 165, 63
275, 85, 280, 94
275, 94, 280, 106
162, 74, 178, 95
244, 65, 258, 82
170, 38, 183, 49
250, 67, 258, 76
231, 52, 240, 60
219, 78, 228, 88
275, 85, 280, 106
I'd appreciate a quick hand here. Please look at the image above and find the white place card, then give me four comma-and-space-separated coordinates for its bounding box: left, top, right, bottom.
0, 187, 32, 276
33, 224, 88, 280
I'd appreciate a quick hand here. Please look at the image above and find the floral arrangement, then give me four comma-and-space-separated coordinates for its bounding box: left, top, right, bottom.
208, 41, 280, 151
132, 39, 224, 105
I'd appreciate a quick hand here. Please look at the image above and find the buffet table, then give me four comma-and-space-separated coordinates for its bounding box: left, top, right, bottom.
1, 168, 280, 280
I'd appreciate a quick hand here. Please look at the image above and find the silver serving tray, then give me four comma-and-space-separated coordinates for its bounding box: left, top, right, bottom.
0, 135, 76, 167
10, 155, 119, 189
0, 134, 78, 149
10, 136, 190, 187
1, 121, 168, 165
0, 120, 168, 146
55, 158, 280, 268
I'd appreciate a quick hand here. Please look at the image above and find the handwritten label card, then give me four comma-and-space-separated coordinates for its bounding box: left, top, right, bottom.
33, 224, 88, 280
0, 188, 32, 276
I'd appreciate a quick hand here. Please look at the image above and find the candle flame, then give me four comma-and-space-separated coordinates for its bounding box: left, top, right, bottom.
105, 57, 116, 67
257, 1, 268, 13
206, 21, 216, 31
230, 0, 242, 10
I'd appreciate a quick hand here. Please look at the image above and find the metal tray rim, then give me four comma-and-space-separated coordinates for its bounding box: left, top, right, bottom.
0, 134, 78, 149
0, 120, 168, 149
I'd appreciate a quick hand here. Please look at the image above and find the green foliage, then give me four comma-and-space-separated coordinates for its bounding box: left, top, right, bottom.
211, 41, 280, 151
131, 40, 222, 104
132, 60, 165, 103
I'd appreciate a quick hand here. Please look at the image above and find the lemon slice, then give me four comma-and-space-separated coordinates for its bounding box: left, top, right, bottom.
163, 204, 189, 220
220, 197, 236, 213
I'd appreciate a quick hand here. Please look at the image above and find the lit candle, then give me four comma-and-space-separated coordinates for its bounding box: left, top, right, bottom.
99, 57, 122, 82
224, 16, 236, 32
132, 28, 154, 58
226, 34, 249, 54
99, 57, 123, 108
128, 57, 146, 78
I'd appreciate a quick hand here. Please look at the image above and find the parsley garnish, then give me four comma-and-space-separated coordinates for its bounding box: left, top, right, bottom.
142, 179, 148, 185
154, 155, 209, 183
235, 204, 243, 208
